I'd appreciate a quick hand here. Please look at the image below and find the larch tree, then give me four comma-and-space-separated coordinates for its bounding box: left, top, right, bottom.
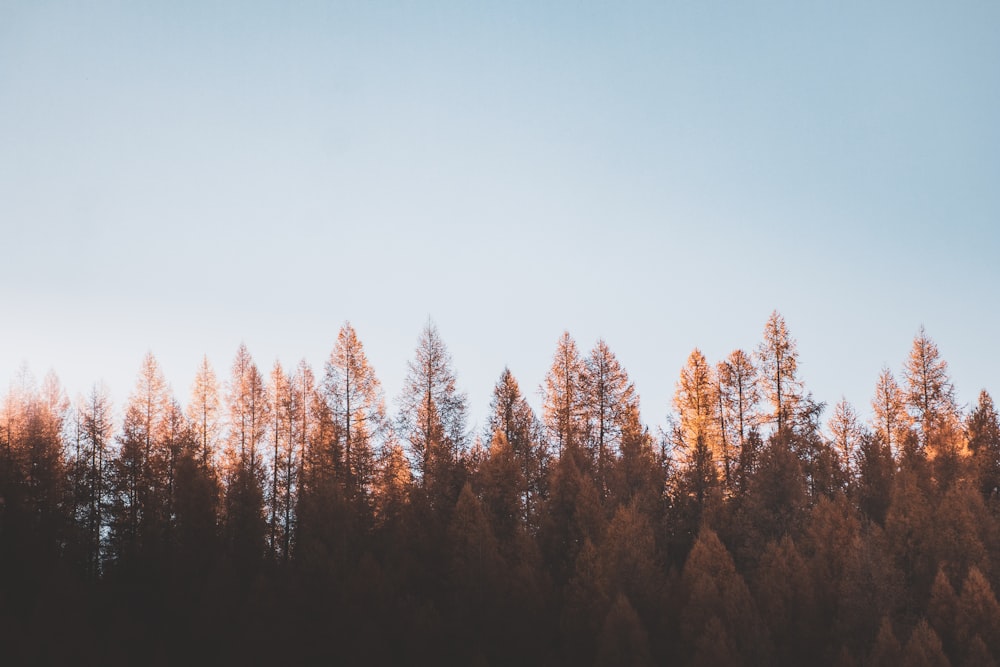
109, 353, 170, 561
757, 311, 803, 435
323, 322, 388, 505
186, 355, 222, 468
673, 348, 720, 468
582, 339, 638, 497
903, 327, 959, 452
871, 366, 909, 459
397, 320, 468, 510
486, 368, 546, 524
224, 343, 269, 569
267, 361, 294, 559
968, 390, 1000, 498
828, 398, 864, 478
78, 384, 114, 575
542, 332, 587, 457
717, 348, 760, 490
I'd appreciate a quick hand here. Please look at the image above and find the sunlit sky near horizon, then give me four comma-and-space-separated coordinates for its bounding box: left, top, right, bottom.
2, 2, 999, 434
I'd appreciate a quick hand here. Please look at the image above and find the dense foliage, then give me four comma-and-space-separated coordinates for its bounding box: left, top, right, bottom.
2, 314, 999, 666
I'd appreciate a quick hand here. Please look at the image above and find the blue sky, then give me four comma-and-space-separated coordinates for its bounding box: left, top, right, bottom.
2, 2, 999, 432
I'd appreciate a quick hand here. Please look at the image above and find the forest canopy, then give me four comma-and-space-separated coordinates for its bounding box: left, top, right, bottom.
2, 312, 998, 666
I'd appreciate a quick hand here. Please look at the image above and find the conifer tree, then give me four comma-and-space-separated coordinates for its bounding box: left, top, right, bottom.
187, 355, 222, 467
872, 366, 909, 458
757, 311, 803, 435
397, 320, 468, 511
542, 331, 587, 456
717, 349, 760, 490
323, 322, 387, 505
267, 361, 294, 559
829, 398, 864, 478
904, 327, 959, 452
968, 390, 1000, 498
582, 339, 637, 496
673, 348, 720, 470
223, 344, 269, 571
486, 368, 546, 524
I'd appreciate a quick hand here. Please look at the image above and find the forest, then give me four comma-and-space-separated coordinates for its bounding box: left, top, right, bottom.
2, 310, 999, 666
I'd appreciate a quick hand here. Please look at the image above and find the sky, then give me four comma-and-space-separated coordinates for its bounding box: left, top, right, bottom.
2, 1, 999, 435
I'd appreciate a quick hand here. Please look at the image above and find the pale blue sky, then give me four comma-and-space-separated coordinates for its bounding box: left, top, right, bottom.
2, 2, 998, 433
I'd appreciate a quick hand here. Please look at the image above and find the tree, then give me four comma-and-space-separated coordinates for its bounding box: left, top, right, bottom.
323, 322, 388, 505
582, 339, 638, 496
872, 366, 910, 459
680, 526, 771, 665
828, 398, 864, 478
223, 344, 269, 571
854, 431, 894, 524
542, 331, 587, 456
868, 616, 903, 667
753, 536, 818, 665
594, 593, 653, 667
757, 311, 803, 435
187, 356, 222, 468
903, 327, 959, 451
673, 349, 720, 471
76, 384, 113, 575
108, 354, 171, 563
397, 320, 468, 511
486, 368, 546, 525
717, 349, 760, 491
903, 619, 951, 667
967, 390, 1000, 499
267, 361, 294, 559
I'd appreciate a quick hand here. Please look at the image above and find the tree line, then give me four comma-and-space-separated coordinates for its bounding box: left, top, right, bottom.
1, 311, 999, 666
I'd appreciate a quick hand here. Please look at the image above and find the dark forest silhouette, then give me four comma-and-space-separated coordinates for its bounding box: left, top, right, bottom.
2, 312, 999, 666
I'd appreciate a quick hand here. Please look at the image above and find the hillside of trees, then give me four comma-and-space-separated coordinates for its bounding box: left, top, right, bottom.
3, 311, 1000, 666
